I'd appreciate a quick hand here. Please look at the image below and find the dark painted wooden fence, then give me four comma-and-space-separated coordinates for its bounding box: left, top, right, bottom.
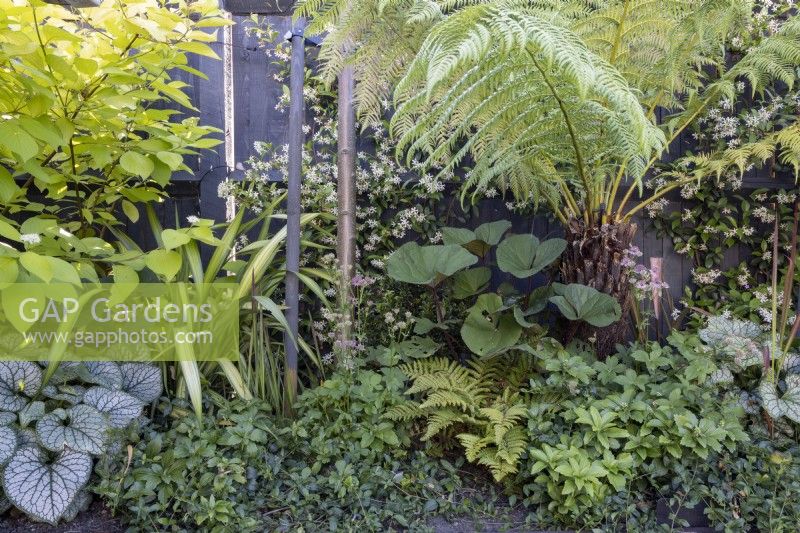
159, 10, 797, 302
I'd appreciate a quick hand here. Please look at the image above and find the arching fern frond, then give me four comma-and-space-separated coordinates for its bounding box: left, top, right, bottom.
389, 4, 665, 202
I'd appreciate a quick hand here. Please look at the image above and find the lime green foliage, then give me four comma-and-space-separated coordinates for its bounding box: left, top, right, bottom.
0, 0, 226, 286
387, 355, 534, 482
97, 365, 476, 532
522, 333, 747, 528
385, 332, 747, 529
111, 197, 330, 417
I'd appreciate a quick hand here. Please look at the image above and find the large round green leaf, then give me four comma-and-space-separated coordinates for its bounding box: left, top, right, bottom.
441, 221, 511, 257
36, 404, 108, 455
460, 294, 522, 357
497, 235, 566, 278
0, 362, 42, 411
451, 267, 492, 299
548, 283, 621, 327
386, 242, 477, 286
3, 446, 92, 525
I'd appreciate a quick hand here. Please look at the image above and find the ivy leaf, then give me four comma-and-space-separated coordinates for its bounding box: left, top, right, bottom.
0, 362, 42, 411
37, 404, 108, 455
82, 387, 144, 428
549, 283, 621, 327
3, 447, 92, 525
497, 235, 566, 278
0, 425, 17, 466
120, 363, 162, 404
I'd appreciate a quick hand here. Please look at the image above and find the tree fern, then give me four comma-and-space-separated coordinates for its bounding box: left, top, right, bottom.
299, 0, 800, 222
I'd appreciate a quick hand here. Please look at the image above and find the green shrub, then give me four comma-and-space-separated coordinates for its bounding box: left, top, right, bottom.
96, 364, 475, 532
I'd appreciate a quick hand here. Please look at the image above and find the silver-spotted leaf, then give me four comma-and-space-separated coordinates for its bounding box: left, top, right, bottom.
707, 366, 734, 385
82, 387, 143, 428
36, 405, 108, 455
0, 425, 16, 465
3, 446, 92, 525
0, 362, 42, 411
42, 384, 86, 405
119, 363, 162, 403
61, 489, 91, 523
0, 411, 16, 425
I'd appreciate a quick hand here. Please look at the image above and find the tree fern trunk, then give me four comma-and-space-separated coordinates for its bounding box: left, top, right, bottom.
559, 218, 636, 357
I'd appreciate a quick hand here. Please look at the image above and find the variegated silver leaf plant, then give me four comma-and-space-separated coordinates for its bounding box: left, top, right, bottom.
700, 316, 800, 428
0, 361, 161, 525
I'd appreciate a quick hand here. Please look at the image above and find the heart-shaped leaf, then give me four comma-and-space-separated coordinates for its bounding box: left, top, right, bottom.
497, 235, 566, 278
441, 221, 511, 257
3, 446, 92, 525
120, 363, 162, 404
549, 283, 621, 327
0, 362, 42, 411
460, 294, 522, 357
451, 267, 491, 299
18, 400, 45, 427
474, 220, 512, 246
387, 243, 477, 286
82, 387, 144, 428
0, 425, 17, 465
37, 404, 108, 455
0, 411, 16, 425
82, 362, 123, 389
760, 374, 800, 423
